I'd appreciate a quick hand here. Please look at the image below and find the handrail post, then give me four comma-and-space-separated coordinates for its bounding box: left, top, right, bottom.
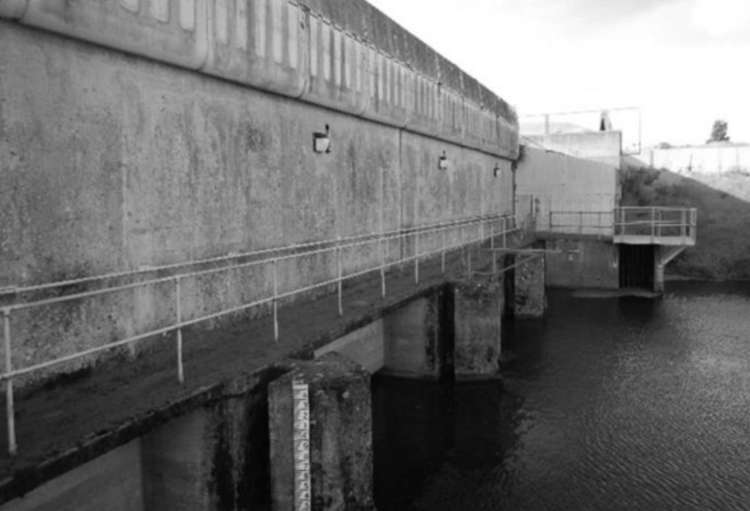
3, 309, 16, 456
657, 209, 662, 238
337, 237, 343, 316
490, 220, 495, 251
175, 277, 184, 384
502, 217, 507, 249
650, 207, 656, 241
273, 258, 279, 341
414, 230, 420, 284
579, 211, 583, 234
441, 228, 446, 273
681, 209, 687, 239
380, 232, 386, 298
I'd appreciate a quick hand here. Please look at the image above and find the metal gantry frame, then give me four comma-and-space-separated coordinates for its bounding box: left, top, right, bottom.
0, 213, 523, 455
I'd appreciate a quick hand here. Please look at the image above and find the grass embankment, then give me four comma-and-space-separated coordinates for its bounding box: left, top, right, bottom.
620, 161, 750, 280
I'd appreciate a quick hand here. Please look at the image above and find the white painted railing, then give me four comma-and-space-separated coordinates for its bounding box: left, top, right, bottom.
545, 207, 697, 244
0, 213, 520, 455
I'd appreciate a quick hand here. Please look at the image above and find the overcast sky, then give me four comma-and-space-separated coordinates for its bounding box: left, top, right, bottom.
367, 0, 750, 147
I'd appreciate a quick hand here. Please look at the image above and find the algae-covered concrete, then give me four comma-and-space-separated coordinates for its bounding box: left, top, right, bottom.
514, 255, 546, 318
453, 275, 503, 379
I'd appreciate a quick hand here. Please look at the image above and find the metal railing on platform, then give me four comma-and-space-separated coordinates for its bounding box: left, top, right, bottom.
0, 213, 520, 455
614, 207, 697, 242
545, 207, 697, 244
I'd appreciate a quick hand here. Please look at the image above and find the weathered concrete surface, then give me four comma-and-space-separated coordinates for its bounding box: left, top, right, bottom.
526, 131, 623, 168
0, 439, 144, 511
141, 408, 220, 510
381, 293, 450, 380
0, 20, 514, 389
514, 255, 547, 318
517, 146, 619, 235
269, 353, 374, 511
545, 238, 619, 289
314, 320, 384, 373
453, 275, 503, 379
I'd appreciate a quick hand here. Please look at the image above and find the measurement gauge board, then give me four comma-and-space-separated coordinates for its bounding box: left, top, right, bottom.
292, 380, 312, 511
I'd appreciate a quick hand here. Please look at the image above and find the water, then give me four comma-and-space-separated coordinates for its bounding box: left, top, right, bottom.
373, 282, 750, 510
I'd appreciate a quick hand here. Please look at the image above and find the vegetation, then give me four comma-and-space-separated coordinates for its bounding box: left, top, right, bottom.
620, 162, 750, 280
707, 119, 730, 143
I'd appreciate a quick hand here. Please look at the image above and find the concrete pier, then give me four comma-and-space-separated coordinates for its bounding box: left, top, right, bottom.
514, 255, 547, 318
269, 353, 375, 511
381, 293, 452, 380
453, 276, 504, 379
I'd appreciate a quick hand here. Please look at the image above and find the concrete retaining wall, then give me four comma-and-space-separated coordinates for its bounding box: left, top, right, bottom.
544, 238, 619, 289
0, 20, 514, 387
517, 146, 618, 235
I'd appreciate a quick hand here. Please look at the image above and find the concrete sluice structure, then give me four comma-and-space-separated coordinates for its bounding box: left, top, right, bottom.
517, 134, 696, 293
0, 2, 693, 510
0, 1, 545, 509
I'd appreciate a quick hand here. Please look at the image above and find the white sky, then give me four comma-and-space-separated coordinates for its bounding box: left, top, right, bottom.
367, 0, 750, 147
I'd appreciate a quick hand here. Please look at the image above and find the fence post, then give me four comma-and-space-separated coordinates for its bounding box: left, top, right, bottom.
175, 277, 184, 384
502, 217, 507, 248
3, 310, 16, 456
337, 237, 343, 316
273, 258, 279, 341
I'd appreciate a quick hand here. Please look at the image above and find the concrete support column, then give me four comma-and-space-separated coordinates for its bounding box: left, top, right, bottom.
141, 408, 222, 511
452, 275, 503, 379
269, 353, 375, 511
381, 290, 452, 380
654, 261, 666, 294
514, 255, 547, 318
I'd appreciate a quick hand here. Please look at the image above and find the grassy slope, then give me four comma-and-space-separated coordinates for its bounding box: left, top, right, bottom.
620, 160, 750, 280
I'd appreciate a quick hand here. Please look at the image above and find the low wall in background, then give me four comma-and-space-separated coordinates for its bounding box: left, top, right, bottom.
645, 144, 750, 174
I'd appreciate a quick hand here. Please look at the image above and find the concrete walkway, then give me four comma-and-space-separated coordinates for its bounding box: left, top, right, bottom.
0, 247, 497, 502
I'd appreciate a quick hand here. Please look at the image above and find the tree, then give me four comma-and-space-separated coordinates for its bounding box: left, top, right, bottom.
707, 119, 730, 143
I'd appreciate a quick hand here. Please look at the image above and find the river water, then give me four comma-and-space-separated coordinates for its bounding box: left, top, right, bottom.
373, 282, 750, 510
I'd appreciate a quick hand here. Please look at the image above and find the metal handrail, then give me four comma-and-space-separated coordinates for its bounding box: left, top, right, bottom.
0, 213, 498, 298
546, 207, 697, 241
0, 213, 520, 455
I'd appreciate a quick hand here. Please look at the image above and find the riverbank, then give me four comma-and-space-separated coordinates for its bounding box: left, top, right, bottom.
620, 162, 750, 280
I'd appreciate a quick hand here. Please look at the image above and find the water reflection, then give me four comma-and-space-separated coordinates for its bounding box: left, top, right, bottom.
374, 282, 750, 510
